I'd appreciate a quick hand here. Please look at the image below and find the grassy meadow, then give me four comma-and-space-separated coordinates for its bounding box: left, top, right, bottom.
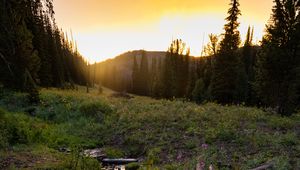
0, 86, 299, 169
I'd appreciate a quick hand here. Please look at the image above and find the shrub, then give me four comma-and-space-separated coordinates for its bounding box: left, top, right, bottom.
244, 153, 269, 169
104, 147, 124, 158
62, 147, 102, 170
184, 139, 197, 149
0, 108, 9, 149
27, 87, 40, 104
0, 92, 28, 111
0, 108, 51, 149
9, 114, 48, 145
123, 134, 146, 157
279, 132, 298, 147
126, 162, 140, 170
0, 109, 30, 147
268, 116, 295, 130
79, 101, 113, 121
273, 156, 292, 170
192, 79, 206, 103
146, 147, 162, 165
204, 123, 237, 143
98, 86, 103, 94
163, 164, 178, 170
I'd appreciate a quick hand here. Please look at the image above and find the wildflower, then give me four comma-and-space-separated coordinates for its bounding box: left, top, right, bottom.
201, 143, 209, 149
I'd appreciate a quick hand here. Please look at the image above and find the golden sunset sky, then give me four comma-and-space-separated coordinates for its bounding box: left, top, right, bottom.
53, 0, 273, 62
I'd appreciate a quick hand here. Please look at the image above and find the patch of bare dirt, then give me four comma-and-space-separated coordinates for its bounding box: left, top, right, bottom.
0, 151, 60, 169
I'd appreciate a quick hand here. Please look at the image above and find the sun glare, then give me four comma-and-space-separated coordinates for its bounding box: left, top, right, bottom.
53, 0, 272, 62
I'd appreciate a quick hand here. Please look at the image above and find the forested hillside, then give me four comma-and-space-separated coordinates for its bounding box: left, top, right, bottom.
94, 51, 166, 92
0, 0, 89, 96
96, 46, 259, 102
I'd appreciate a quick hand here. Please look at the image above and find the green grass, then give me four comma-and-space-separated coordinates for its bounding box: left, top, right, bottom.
0, 86, 299, 169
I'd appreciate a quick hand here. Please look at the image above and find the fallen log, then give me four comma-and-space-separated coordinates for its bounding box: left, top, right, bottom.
251, 162, 273, 170
101, 158, 138, 166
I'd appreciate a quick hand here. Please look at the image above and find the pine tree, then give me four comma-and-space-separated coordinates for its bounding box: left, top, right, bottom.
153, 58, 164, 98
210, 0, 241, 104
161, 39, 190, 98
150, 57, 157, 96
181, 48, 191, 97
242, 26, 258, 104
139, 50, 149, 95
162, 46, 174, 98
192, 79, 205, 103
0, 0, 90, 92
0, 0, 40, 90
186, 59, 197, 100
255, 0, 300, 115
53, 29, 65, 87
201, 34, 219, 101
132, 56, 139, 93
243, 26, 253, 75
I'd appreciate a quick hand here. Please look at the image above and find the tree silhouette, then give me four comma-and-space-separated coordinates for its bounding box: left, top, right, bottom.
210, 0, 241, 104
255, 0, 300, 115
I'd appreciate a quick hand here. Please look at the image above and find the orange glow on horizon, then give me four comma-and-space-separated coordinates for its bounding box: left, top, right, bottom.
53, 0, 273, 62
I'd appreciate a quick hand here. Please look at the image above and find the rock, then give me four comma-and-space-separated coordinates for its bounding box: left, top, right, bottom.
58, 147, 71, 153
83, 148, 106, 160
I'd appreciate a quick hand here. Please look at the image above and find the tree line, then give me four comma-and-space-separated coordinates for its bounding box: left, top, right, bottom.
1, 0, 298, 115
0, 0, 89, 102
100, 0, 300, 116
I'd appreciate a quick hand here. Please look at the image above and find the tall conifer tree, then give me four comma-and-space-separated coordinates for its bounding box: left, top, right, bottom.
132, 56, 139, 93
210, 0, 241, 104
255, 0, 300, 115
139, 50, 149, 95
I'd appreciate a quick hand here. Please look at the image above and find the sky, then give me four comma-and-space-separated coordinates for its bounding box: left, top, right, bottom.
53, 0, 274, 62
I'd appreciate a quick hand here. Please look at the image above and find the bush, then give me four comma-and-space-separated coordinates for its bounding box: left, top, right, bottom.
27, 87, 40, 104
279, 132, 298, 147
79, 101, 113, 121
0, 108, 49, 148
126, 162, 140, 170
62, 147, 102, 170
273, 156, 292, 170
192, 79, 206, 103
146, 147, 162, 165
0, 109, 30, 147
104, 147, 124, 158
98, 86, 103, 94
164, 164, 179, 170
268, 116, 295, 130
0, 108, 9, 149
0, 92, 29, 112
123, 134, 146, 157
184, 139, 197, 149
13, 116, 46, 145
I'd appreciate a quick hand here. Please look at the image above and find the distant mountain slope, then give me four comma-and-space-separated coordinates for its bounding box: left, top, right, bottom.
95, 50, 167, 91
95, 47, 259, 92
99, 50, 166, 69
